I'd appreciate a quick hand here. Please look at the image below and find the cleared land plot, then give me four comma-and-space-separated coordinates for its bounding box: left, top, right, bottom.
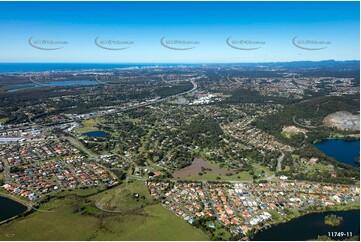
172, 158, 235, 179
324, 111, 360, 131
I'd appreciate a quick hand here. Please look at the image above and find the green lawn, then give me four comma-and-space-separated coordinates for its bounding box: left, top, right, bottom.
281, 131, 293, 139
253, 164, 274, 177
0, 117, 8, 124
76, 119, 98, 133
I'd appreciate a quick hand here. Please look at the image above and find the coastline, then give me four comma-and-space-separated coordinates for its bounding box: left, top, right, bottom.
313, 135, 360, 145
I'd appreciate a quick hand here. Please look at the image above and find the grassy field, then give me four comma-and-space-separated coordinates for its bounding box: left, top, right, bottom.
281, 131, 293, 139
91, 180, 153, 213
253, 164, 273, 177
95, 204, 208, 240
76, 119, 98, 133
0, 117, 8, 124
0, 181, 208, 241
0, 196, 99, 240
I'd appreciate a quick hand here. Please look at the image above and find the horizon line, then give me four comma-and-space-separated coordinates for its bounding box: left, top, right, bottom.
0, 60, 359, 65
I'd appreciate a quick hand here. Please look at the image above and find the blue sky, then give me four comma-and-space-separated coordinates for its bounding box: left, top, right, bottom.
0, 1, 359, 63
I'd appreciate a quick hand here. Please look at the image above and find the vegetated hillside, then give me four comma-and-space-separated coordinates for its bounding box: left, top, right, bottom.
256, 94, 360, 135
222, 88, 291, 104
186, 115, 224, 149
154, 81, 193, 98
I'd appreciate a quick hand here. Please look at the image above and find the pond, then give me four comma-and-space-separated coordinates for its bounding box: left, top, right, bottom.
0, 196, 27, 222
252, 210, 360, 241
314, 139, 360, 168
81, 131, 111, 138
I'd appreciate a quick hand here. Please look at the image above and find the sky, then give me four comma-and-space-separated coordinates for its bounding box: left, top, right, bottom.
0, 1, 359, 63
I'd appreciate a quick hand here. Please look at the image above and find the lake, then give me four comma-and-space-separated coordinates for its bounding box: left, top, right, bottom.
82, 131, 111, 138
252, 210, 360, 241
314, 139, 360, 168
6, 80, 100, 92
0, 196, 27, 222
